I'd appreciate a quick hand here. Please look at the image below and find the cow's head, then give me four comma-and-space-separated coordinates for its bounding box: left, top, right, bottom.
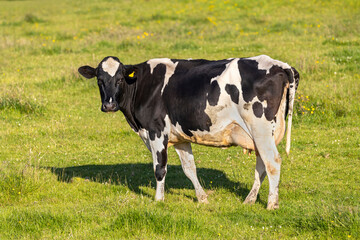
78, 56, 136, 112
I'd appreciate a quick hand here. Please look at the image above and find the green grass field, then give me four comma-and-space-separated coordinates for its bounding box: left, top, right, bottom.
1, 0, 359, 239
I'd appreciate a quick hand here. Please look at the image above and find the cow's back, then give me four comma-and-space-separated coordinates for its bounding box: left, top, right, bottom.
140, 56, 292, 149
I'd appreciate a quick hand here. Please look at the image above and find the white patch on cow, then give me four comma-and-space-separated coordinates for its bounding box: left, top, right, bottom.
102, 57, 120, 77
147, 58, 172, 74
247, 55, 291, 74
109, 97, 113, 103
205, 59, 247, 128
138, 129, 151, 151
210, 75, 220, 84
162, 62, 178, 94
155, 178, 166, 201
147, 58, 179, 94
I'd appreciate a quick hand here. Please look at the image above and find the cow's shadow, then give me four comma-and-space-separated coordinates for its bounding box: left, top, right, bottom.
49, 163, 255, 203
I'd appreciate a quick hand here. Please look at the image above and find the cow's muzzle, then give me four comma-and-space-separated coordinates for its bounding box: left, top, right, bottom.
101, 102, 118, 112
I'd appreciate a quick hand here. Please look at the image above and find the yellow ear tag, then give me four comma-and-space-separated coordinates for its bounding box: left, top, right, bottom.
128, 71, 135, 78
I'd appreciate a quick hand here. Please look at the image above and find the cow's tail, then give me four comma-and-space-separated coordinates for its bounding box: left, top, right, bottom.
284, 67, 300, 156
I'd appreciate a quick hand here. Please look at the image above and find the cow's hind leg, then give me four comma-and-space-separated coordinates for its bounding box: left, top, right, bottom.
174, 143, 208, 203
243, 153, 266, 204
255, 138, 281, 210
248, 125, 282, 210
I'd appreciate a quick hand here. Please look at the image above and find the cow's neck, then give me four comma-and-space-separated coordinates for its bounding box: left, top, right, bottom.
118, 82, 139, 132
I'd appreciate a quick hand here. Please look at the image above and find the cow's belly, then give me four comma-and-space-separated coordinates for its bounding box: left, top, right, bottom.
168, 121, 255, 149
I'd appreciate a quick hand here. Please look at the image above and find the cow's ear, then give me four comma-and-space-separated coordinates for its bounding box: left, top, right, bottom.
78, 66, 96, 79
124, 65, 137, 84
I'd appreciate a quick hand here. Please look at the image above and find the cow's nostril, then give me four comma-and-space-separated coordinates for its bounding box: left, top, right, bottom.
103, 102, 116, 111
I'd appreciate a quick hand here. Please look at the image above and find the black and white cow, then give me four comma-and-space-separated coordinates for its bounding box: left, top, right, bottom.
78, 55, 299, 210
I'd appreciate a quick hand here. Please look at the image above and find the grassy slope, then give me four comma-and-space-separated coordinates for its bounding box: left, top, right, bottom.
0, 0, 359, 239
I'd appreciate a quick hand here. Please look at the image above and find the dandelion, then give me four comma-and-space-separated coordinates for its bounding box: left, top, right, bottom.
42, 43, 46, 47
143, 32, 149, 36
207, 17, 217, 26
52, 39, 56, 43
137, 35, 141, 39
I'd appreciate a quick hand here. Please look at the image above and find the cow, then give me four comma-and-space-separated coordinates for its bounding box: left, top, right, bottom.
78, 55, 299, 210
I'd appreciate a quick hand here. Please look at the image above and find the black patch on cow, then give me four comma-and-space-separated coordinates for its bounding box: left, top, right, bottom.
162, 59, 229, 136
208, 80, 221, 106
132, 63, 168, 141
238, 59, 266, 103
252, 101, 263, 118
155, 147, 168, 181
155, 163, 167, 181
225, 84, 239, 104
238, 59, 288, 121
155, 135, 168, 181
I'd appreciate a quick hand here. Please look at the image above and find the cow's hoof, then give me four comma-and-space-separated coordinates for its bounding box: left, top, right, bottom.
155, 196, 165, 202
243, 197, 256, 205
199, 198, 209, 204
198, 195, 209, 204
243, 191, 257, 204
266, 202, 279, 210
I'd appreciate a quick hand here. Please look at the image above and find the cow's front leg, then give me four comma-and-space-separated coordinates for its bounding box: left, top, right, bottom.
174, 142, 208, 203
149, 134, 169, 201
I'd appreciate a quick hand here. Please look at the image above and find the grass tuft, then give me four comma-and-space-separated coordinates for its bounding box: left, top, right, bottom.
0, 96, 45, 115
